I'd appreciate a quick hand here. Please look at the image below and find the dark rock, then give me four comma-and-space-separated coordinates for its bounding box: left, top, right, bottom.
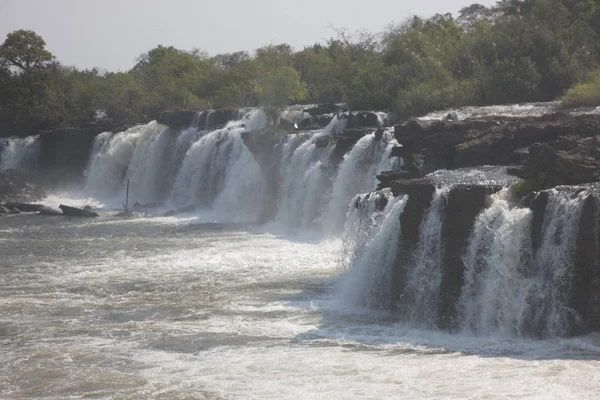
37, 128, 105, 187
376, 171, 419, 190
393, 113, 600, 182
157, 110, 197, 130
2, 202, 58, 214
59, 204, 99, 218
569, 194, 599, 335
392, 178, 437, 307
519, 143, 600, 189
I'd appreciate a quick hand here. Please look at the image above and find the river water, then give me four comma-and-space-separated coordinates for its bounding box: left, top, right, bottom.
2, 209, 600, 399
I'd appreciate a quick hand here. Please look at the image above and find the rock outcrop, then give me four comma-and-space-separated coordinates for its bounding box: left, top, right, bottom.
393, 113, 600, 188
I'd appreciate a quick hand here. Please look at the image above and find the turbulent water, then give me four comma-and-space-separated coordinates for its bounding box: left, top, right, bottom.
2, 105, 600, 399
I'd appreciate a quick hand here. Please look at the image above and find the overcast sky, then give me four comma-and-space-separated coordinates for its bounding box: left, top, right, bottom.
0, 0, 497, 71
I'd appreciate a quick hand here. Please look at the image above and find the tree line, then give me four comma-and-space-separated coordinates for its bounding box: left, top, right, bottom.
1, 0, 599, 135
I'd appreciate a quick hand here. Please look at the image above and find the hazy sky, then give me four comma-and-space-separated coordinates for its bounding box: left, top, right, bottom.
0, 0, 497, 71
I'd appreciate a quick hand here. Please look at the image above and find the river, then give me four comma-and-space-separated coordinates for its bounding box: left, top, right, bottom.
1, 209, 600, 399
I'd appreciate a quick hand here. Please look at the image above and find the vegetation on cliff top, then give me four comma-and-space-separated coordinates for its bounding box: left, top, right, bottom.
1, 0, 600, 135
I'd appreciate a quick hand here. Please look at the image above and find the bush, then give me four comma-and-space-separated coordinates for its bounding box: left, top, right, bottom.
561, 69, 600, 108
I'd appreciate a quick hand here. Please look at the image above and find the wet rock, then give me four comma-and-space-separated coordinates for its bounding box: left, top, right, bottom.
570, 194, 599, 335
438, 185, 500, 331
391, 178, 437, 305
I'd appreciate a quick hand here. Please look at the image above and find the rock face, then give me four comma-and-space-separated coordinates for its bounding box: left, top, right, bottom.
37, 127, 108, 186
0, 169, 45, 203
437, 185, 499, 330
519, 142, 600, 188
157, 110, 197, 130
393, 113, 600, 187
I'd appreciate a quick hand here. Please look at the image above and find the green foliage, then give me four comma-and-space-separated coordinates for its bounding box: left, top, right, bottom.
561, 68, 600, 108
1, 0, 600, 135
0, 30, 54, 74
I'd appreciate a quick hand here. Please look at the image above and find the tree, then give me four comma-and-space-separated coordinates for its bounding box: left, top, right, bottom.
0, 30, 54, 75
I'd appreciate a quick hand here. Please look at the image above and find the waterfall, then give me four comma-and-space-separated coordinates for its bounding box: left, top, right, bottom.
169, 111, 267, 218
336, 192, 408, 309
459, 189, 534, 336
273, 117, 346, 230
340, 190, 391, 271
275, 138, 333, 230
0, 136, 41, 170
458, 188, 587, 338
403, 186, 450, 326
527, 189, 587, 337
125, 122, 173, 205
84, 126, 145, 201
323, 129, 398, 233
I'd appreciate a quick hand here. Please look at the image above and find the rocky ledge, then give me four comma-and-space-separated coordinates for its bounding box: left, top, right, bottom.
392, 112, 600, 189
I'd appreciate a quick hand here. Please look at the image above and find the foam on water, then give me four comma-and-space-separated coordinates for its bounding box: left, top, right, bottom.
2, 204, 600, 399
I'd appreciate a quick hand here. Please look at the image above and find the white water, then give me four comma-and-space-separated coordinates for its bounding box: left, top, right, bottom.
459, 188, 587, 338
169, 121, 265, 217
2, 212, 600, 399
404, 186, 450, 326
0, 136, 41, 170
84, 110, 268, 216
419, 102, 558, 121
5, 105, 600, 398
84, 126, 146, 202
323, 129, 398, 233
336, 193, 408, 309
460, 189, 535, 336
530, 189, 587, 337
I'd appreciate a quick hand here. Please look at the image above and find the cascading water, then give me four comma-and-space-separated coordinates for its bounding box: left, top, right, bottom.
274, 117, 346, 230
84, 125, 148, 201
458, 187, 587, 338
403, 186, 450, 327
0, 136, 41, 170
125, 122, 173, 205
168, 110, 268, 218
336, 191, 408, 309
340, 190, 391, 270
323, 129, 399, 233
83, 109, 267, 216
526, 189, 587, 337
459, 189, 534, 336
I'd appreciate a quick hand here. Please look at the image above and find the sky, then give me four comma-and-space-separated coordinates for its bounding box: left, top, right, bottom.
0, 0, 498, 71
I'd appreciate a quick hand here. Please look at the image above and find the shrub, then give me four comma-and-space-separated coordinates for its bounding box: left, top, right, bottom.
561, 69, 600, 108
